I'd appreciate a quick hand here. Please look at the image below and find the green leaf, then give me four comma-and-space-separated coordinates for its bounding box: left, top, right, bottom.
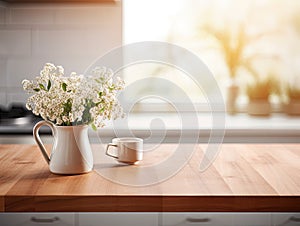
108, 85, 115, 91
39, 83, 46, 91
62, 83, 67, 91
47, 80, 51, 91
62, 99, 72, 115
91, 123, 97, 131
33, 88, 40, 92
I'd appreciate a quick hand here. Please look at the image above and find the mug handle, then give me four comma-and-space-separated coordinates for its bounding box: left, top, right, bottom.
105, 143, 118, 159
33, 120, 55, 164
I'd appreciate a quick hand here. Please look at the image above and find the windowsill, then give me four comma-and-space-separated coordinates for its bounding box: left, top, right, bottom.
92, 112, 300, 143
0, 113, 299, 143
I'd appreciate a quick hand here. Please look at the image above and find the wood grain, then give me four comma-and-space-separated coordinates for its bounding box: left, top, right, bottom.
0, 197, 3, 212
0, 144, 300, 212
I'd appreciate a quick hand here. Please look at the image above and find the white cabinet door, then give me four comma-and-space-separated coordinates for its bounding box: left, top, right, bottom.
0, 213, 74, 226
78, 213, 158, 226
233, 213, 271, 226
160, 213, 233, 226
272, 213, 300, 226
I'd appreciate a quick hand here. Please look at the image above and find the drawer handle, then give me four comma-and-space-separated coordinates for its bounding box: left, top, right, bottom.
31, 216, 60, 223
290, 216, 300, 223
186, 217, 211, 223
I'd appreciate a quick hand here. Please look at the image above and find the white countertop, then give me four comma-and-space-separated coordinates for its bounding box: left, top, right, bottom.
1, 113, 299, 144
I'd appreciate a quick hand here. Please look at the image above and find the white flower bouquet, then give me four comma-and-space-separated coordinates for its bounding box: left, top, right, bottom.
22, 63, 124, 129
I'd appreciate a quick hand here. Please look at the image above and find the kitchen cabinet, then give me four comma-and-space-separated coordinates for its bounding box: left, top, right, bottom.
233, 213, 271, 226
160, 213, 271, 226
2, 213, 300, 226
0, 213, 74, 226
272, 213, 300, 226
160, 213, 233, 226
78, 213, 158, 226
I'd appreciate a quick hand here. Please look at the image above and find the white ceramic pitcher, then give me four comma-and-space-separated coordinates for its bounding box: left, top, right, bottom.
33, 121, 93, 174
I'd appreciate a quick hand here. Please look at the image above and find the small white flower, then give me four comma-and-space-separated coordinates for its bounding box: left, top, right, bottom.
22, 63, 124, 128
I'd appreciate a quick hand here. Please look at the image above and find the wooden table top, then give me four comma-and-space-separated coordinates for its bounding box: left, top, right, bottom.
0, 143, 299, 212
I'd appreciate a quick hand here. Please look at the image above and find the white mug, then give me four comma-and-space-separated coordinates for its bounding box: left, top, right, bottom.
106, 137, 143, 164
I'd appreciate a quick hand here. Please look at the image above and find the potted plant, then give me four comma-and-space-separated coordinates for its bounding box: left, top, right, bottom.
200, 26, 245, 114
200, 24, 276, 114
285, 86, 300, 115
246, 77, 279, 116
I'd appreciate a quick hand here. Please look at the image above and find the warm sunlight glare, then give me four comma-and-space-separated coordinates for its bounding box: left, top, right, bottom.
123, 0, 300, 104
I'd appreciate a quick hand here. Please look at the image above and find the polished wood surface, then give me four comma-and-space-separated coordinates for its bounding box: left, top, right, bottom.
0, 144, 299, 212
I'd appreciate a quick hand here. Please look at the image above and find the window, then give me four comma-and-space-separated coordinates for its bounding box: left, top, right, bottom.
123, 0, 300, 113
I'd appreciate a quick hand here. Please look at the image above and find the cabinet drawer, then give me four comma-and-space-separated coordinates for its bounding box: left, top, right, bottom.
78, 213, 158, 226
272, 213, 300, 226
0, 213, 74, 226
160, 213, 233, 226
161, 213, 272, 226
233, 213, 271, 226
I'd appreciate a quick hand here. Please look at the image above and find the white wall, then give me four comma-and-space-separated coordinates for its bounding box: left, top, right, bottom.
0, 1, 122, 106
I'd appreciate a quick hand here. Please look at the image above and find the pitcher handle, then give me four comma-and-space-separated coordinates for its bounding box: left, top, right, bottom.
33, 120, 55, 164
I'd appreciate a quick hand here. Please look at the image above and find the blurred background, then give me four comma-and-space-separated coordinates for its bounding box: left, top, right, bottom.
123, 0, 300, 114
0, 0, 299, 143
